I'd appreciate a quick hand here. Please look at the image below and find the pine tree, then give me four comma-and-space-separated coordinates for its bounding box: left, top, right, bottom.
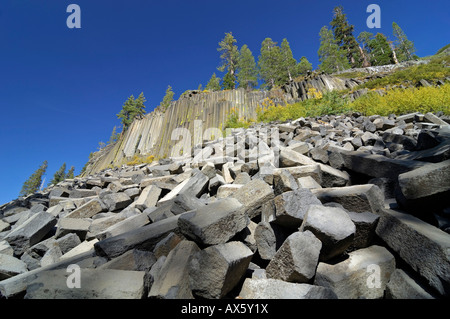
392, 22, 416, 62
66, 166, 75, 179
205, 73, 222, 91
49, 163, 67, 186
330, 6, 362, 68
368, 33, 394, 66
134, 92, 146, 119
258, 38, 282, 89
19, 160, 48, 197
222, 72, 236, 90
159, 85, 175, 110
117, 93, 147, 130
117, 95, 136, 130
217, 32, 239, 88
318, 26, 350, 74
279, 38, 298, 82
237, 44, 258, 90
297, 56, 313, 76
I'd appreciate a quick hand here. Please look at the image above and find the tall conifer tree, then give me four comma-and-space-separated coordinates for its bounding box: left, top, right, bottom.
19, 160, 48, 197
237, 44, 258, 90
318, 26, 350, 73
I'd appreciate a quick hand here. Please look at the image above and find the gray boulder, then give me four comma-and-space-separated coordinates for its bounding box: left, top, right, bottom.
266, 230, 322, 282
315, 245, 395, 299
303, 205, 356, 261
178, 198, 248, 246
189, 241, 253, 299
239, 278, 337, 299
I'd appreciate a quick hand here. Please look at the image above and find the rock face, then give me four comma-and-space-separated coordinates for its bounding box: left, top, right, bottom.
0, 109, 449, 299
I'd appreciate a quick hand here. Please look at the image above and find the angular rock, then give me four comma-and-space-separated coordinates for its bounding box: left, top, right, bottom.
273, 189, 322, 228
0, 253, 28, 280
216, 184, 242, 199
135, 185, 162, 211
279, 147, 316, 167
99, 249, 156, 272
55, 218, 91, 240
266, 230, 321, 282
328, 148, 427, 178
94, 214, 182, 259
25, 268, 146, 299
386, 269, 434, 299
397, 159, 450, 200
303, 205, 356, 261
153, 232, 182, 259
178, 198, 247, 246
239, 278, 337, 299
231, 179, 274, 219
312, 184, 385, 214
100, 192, 133, 212
65, 198, 107, 218
5, 212, 57, 256
346, 211, 379, 249
179, 171, 209, 198
254, 222, 286, 260
376, 209, 450, 295
297, 176, 322, 189
189, 241, 254, 299
314, 245, 395, 299
96, 213, 150, 240
273, 169, 299, 196
148, 240, 200, 299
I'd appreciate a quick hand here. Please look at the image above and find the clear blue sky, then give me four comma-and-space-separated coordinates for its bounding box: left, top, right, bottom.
0, 0, 449, 205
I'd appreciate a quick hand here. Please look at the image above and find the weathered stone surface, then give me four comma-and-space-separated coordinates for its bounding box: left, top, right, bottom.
386, 269, 434, 299
312, 184, 385, 214
376, 209, 450, 295
216, 184, 242, 199
0, 253, 28, 280
5, 212, 57, 256
314, 245, 395, 299
100, 192, 133, 212
231, 179, 274, 219
266, 230, 321, 283
178, 198, 247, 245
179, 171, 209, 198
328, 148, 427, 178
302, 205, 355, 261
346, 211, 379, 249
64, 198, 106, 219
273, 169, 299, 195
189, 241, 253, 299
148, 240, 200, 299
94, 214, 181, 259
239, 278, 337, 299
279, 147, 316, 167
99, 249, 156, 272
135, 185, 162, 211
96, 212, 150, 240
254, 222, 285, 260
55, 218, 91, 240
397, 159, 450, 199
273, 189, 322, 228
25, 268, 146, 299
153, 232, 182, 259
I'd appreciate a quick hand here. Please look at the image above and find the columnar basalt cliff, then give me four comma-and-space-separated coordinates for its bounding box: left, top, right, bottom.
83, 74, 362, 176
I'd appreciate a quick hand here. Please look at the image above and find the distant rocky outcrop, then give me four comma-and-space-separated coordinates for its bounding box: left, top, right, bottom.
1, 110, 449, 299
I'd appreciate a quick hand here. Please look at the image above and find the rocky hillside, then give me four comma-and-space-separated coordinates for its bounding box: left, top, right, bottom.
1, 109, 449, 299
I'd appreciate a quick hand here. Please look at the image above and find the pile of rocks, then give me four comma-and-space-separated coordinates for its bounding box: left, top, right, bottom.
0, 111, 449, 299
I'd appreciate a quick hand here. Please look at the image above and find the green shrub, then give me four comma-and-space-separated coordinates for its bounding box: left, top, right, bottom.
349, 83, 450, 116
